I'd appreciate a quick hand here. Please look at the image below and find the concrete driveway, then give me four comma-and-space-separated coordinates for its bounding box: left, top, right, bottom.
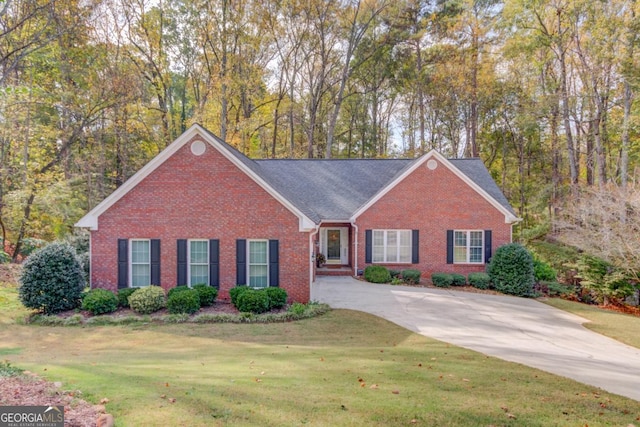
311, 276, 640, 402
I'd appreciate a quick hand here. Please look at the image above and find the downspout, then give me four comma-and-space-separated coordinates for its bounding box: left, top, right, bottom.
351, 221, 358, 277
309, 225, 320, 288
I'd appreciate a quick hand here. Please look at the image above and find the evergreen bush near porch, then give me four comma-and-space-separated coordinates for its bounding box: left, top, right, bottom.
364, 265, 391, 283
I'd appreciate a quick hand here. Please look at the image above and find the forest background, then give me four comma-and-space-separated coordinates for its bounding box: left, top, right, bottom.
1, 0, 639, 282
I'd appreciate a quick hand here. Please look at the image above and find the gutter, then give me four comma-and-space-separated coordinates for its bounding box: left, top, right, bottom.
309, 225, 320, 292
351, 221, 359, 277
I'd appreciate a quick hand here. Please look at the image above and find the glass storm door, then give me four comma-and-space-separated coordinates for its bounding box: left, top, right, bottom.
327, 230, 341, 261
321, 227, 349, 265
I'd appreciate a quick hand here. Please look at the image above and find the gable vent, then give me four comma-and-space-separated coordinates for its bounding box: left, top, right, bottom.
426, 159, 438, 170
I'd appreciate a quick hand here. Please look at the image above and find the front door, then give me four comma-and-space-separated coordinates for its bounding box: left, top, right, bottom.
321, 227, 349, 265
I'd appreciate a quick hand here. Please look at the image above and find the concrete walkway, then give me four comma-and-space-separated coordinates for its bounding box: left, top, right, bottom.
311, 276, 640, 402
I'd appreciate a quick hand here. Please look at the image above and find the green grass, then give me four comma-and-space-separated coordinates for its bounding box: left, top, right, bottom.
543, 298, 640, 349
0, 278, 639, 426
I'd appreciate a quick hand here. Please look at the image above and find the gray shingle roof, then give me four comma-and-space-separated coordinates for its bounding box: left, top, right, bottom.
205, 127, 514, 222
252, 157, 516, 222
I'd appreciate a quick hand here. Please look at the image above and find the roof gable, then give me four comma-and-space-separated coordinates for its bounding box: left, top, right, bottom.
349, 150, 519, 224
75, 124, 316, 231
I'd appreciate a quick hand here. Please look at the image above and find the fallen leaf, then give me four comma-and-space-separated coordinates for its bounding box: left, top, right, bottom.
358, 378, 364, 382
255, 378, 262, 383
360, 382, 366, 388
160, 395, 166, 399
506, 413, 516, 419
168, 398, 176, 403
462, 379, 470, 382
165, 383, 170, 387
500, 406, 508, 412
410, 419, 418, 424
100, 398, 109, 404
320, 357, 324, 362
369, 384, 379, 390
260, 371, 265, 375
392, 390, 400, 394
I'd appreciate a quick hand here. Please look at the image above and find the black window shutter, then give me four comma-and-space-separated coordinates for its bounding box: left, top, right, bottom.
117, 239, 128, 289
446, 230, 454, 264
365, 230, 372, 263
484, 230, 492, 263
177, 239, 187, 286
210, 239, 220, 288
236, 239, 247, 285
150, 239, 161, 285
411, 230, 420, 264
269, 239, 279, 287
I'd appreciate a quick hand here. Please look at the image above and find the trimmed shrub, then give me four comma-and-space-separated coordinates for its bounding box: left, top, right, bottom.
0, 250, 10, 264
401, 269, 421, 285
534, 258, 557, 282
265, 287, 287, 309
193, 284, 218, 306
431, 273, 453, 288
468, 272, 491, 290
487, 243, 535, 297
450, 273, 467, 286
167, 289, 201, 314
235, 289, 270, 313
19, 241, 85, 314
230, 285, 250, 306
364, 265, 391, 283
389, 269, 401, 279
128, 286, 166, 314
117, 288, 137, 308
534, 281, 573, 297
288, 302, 306, 316
81, 289, 118, 315
167, 285, 191, 298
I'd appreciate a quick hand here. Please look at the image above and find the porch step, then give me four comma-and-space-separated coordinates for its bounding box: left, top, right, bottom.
316, 266, 353, 276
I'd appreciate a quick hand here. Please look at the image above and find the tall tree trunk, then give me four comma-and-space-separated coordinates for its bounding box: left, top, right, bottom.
621, 80, 632, 189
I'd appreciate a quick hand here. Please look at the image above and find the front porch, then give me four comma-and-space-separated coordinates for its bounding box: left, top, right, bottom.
315, 223, 354, 276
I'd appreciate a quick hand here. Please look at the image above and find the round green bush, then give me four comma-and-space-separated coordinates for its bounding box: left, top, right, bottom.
230, 285, 250, 306
450, 273, 467, 286
265, 287, 288, 309
167, 289, 201, 314
82, 289, 118, 315
235, 289, 270, 313
431, 273, 453, 288
364, 265, 391, 283
168, 285, 191, 298
19, 241, 85, 314
117, 288, 137, 308
128, 286, 166, 314
401, 269, 421, 285
0, 250, 10, 264
468, 272, 491, 290
487, 243, 535, 297
192, 284, 218, 306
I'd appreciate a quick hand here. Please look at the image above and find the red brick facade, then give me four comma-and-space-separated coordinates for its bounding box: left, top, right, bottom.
81, 126, 514, 302
354, 158, 512, 277
89, 136, 311, 302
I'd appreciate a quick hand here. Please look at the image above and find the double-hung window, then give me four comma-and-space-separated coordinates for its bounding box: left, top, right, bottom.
248, 240, 269, 288
131, 239, 150, 286
189, 240, 209, 286
372, 230, 412, 263
453, 230, 484, 264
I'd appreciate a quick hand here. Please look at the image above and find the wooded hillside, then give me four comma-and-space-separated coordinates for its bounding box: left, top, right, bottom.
1, 0, 639, 266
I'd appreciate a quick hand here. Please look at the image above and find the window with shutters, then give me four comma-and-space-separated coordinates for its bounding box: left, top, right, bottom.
453, 230, 484, 264
189, 240, 209, 286
248, 240, 269, 288
372, 230, 412, 263
130, 239, 150, 286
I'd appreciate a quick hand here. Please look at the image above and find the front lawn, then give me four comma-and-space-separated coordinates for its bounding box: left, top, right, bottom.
0, 275, 639, 426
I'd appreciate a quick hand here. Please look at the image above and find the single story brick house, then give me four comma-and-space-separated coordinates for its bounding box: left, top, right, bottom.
75, 124, 519, 302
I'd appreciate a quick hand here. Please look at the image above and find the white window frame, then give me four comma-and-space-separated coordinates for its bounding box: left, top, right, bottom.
453, 230, 484, 264
247, 239, 269, 288
188, 239, 209, 286
130, 239, 150, 287
372, 230, 412, 264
